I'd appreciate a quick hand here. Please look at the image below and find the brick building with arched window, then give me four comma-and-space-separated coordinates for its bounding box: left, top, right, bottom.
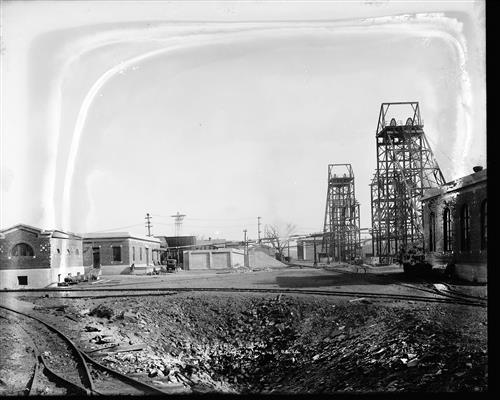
0, 224, 85, 289
421, 167, 487, 283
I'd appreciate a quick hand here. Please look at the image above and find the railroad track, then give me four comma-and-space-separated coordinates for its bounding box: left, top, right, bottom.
0, 306, 173, 396
15, 285, 487, 307
310, 263, 487, 306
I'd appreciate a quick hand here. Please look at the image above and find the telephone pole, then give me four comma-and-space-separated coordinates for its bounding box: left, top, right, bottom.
243, 229, 248, 267
145, 213, 152, 236
257, 216, 262, 244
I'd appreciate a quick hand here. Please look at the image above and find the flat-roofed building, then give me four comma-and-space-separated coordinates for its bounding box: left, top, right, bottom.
82, 232, 161, 275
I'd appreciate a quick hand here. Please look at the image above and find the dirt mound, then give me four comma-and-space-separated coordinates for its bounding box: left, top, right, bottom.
249, 248, 286, 269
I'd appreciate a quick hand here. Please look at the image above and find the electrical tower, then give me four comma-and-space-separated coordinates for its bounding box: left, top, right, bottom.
145, 213, 152, 236
171, 211, 186, 236
370, 102, 446, 265
321, 164, 361, 262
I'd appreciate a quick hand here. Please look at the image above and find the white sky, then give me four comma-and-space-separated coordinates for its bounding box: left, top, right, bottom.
0, 0, 486, 241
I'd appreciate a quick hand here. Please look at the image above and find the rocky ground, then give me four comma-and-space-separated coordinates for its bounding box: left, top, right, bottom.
4, 291, 487, 394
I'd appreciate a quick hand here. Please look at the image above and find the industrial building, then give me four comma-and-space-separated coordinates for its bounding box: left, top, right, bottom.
183, 248, 245, 270
297, 235, 322, 262
421, 167, 487, 283
0, 224, 85, 289
82, 232, 161, 275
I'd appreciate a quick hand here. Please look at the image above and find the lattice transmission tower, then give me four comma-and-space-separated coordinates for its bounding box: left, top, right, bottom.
370, 102, 446, 265
321, 164, 361, 262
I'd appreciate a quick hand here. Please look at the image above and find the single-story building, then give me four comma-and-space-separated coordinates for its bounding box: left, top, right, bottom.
183, 248, 245, 270
421, 167, 487, 282
0, 224, 85, 289
83, 232, 161, 275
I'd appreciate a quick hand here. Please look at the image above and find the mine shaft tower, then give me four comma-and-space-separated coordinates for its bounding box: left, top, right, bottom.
322, 164, 361, 262
370, 102, 446, 264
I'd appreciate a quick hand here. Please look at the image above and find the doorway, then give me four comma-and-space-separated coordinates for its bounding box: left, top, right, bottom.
92, 247, 100, 268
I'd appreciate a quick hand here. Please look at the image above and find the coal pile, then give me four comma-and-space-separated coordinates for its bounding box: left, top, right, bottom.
30, 293, 488, 393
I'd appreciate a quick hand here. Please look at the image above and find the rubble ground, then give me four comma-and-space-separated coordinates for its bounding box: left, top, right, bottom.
15, 293, 488, 393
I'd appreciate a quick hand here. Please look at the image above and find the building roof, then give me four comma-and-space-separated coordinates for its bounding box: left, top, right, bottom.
0, 224, 82, 239
422, 168, 487, 201
82, 232, 160, 243
196, 239, 226, 246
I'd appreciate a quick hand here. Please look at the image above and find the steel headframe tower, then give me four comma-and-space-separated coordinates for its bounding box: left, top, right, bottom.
370, 102, 446, 264
321, 164, 361, 262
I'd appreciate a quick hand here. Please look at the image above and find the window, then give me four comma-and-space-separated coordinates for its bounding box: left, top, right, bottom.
75, 248, 80, 256
429, 212, 436, 252
443, 207, 453, 252
112, 246, 122, 262
140, 247, 143, 261
11, 243, 34, 257
460, 204, 471, 251
17, 276, 28, 285
481, 200, 487, 250
132, 247, 136, 262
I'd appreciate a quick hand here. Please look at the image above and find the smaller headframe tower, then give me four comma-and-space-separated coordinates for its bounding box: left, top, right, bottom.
370, 102, 446, 264
322, 164, 361, 262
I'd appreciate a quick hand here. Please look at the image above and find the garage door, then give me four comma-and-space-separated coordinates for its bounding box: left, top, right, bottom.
211, 253, 230, 269
189, 253, 210, 269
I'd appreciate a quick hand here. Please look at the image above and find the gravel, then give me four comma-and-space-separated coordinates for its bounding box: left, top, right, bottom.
6, 292, 488, 394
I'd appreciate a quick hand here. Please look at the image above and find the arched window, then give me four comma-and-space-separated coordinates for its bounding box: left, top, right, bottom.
460, 204, 471, 251
481, 200, 487, 250
75, 248, 80, 256
10, 243, 34, 257
429, 212, 436, 251
443, 207, 453, 252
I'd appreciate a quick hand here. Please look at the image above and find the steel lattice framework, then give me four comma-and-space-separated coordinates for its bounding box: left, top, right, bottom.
322, 164, 361, 262
370, 102, 446, 264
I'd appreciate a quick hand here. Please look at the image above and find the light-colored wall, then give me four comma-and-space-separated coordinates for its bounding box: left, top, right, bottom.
183, 249, 245, 270
0, 265, 85, 289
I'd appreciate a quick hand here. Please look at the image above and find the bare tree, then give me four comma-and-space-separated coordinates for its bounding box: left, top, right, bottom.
264, 223, 297, 261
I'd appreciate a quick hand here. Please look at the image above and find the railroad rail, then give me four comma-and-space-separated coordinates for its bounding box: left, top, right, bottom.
0, 305, 175, 396
10, 286, 487, 307
314, 263, 487, 305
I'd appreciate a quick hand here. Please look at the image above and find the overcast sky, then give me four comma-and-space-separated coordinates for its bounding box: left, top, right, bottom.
1, 0, 486, 241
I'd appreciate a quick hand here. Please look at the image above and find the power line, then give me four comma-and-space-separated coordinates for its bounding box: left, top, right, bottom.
91, 223, 145, 233
151, 214, 256, 221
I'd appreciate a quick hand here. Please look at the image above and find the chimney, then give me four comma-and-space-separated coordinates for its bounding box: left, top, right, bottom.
473, 166, 483, 173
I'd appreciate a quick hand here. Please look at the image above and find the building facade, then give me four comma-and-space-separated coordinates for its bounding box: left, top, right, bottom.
0, 224, 85, 289
83, 232, 161, 275
421, 167, 487, 282
183, 248, 245, 270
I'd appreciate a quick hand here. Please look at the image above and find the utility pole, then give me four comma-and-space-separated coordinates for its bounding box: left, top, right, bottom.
313, 235, 317, 266
145, 213, 152, 237
257, 216, 262, 244
243, 229, 248, 267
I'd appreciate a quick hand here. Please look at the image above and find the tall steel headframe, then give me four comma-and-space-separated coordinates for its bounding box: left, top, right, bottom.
321, 163, 361, 262
370, 102, 446, 264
